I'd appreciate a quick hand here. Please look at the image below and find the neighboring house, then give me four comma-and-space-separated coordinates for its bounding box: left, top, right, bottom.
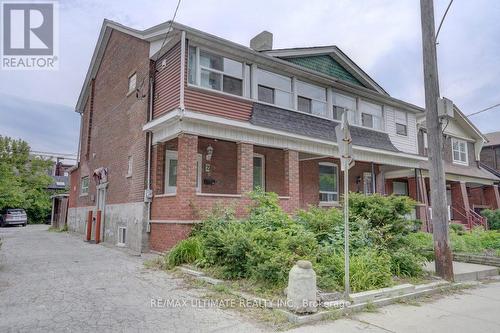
480, 131, 500, 178
68, 20, 499, 253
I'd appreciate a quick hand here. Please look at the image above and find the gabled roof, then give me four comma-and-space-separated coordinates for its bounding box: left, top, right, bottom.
265, 46, 388, 95
484, 131, 500, 147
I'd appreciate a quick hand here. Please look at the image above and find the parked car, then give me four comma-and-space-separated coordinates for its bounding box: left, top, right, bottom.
0, 209, 28, 227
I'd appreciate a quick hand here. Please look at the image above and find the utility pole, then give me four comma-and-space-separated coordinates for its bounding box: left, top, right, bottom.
420, 0, 454, 280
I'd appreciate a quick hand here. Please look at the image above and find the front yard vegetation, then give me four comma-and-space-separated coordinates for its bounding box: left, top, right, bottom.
165, 190, 430, 293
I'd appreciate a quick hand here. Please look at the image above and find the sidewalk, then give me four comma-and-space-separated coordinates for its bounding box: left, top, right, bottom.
286, 281, 500, 333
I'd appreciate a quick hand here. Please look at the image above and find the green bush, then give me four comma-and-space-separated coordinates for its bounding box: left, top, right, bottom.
390, 248, 426, 277
481, 209, 500, 230
295, 206, 342, 243
316, 248, 393, 292
165, 237, 205, 269
450, 223, 466, 235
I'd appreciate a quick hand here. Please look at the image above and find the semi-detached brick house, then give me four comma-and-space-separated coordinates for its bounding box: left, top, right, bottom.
68, 20, 500, 253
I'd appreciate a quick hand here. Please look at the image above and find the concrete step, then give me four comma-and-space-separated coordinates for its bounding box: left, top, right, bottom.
424, 261, 499, 282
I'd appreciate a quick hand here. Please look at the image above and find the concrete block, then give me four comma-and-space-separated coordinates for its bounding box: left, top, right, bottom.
350, 283, 415, 304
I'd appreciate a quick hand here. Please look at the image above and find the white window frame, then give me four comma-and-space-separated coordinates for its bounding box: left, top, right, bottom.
117, 226, 127, 246
253, 153, 265, 191
296, 79, 328, 117
188, 45, 248, 98
395, 110, 408, 136
363, 172, 373, 195
195, 153, 202, 193
359, 100, 384, 130
165, 150, 178, 194
126, 156, 133, 178
318, 162, 339, 203
128, 72, 137, 94
80, 176, 89, 196
451, 138, 468, 165
256, 68, 293, 108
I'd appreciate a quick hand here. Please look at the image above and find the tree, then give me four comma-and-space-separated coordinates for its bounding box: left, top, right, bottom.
0, 136, 53, 223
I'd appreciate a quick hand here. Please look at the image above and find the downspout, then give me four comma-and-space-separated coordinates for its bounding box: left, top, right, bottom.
146, 69, 155, 234
179, 30, 186, 121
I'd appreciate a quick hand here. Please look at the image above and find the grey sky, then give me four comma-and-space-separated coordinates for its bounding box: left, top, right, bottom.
0, 0, 499, 153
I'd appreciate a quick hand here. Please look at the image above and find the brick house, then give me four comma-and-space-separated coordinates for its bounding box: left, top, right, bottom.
481, 132, 500, 178
68, 20, 500, 253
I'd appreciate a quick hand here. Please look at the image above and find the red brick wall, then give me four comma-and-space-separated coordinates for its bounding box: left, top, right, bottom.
149, 223, 193, 252
198, 138, 238, 194
450, 182, 469, 223
70, 30, 150, 207
254, 146, 285, 195
484, 185, 500, 209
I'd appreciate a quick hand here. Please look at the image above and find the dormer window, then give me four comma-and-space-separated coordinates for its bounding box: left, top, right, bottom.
452, 138, 468, 165
188, 46, 249, 97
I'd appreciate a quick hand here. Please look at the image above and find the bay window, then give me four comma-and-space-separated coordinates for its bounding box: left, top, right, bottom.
359, 101, 383, 130
256, 69, 293, 108
319, 162, 338, 202
296, 80, 327, 117
452, 138, 468, 165
188, 46, 249, 97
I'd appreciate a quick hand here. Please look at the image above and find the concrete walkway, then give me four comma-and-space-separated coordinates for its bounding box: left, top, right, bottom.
287, 281, 500, 333
0, 225, 266, 333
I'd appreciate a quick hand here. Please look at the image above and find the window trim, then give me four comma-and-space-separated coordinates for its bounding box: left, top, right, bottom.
396, 122, 408, 136
117, 226, 127, 246
127, 72, 137, 95
363, 172, 373, 195
80, 176, 89, 196
165, 150, 178, 194
318, 162, 339, 203
126, 156, 133, 178
451, 137, 468, 165
196, 153, 202, 193
253, 153, 265, 191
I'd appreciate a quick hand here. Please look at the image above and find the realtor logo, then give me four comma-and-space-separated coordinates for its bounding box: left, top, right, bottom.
1, 1, 59, 70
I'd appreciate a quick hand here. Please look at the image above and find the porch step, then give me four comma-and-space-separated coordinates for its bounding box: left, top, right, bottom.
424, 261, 499, 282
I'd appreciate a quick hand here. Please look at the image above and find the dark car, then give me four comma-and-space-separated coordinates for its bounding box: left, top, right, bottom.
0, 209, 28, 227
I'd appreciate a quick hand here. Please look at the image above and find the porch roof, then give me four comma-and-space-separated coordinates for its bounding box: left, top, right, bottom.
250, 103, 400, 153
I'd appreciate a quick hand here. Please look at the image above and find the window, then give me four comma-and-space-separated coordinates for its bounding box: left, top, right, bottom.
423, 132, 428, 150
452, 138, 468, 165
296, 80, 327, 116
117, 227, 127, 246
126, 156, 133, 177
332, 93, 357, 124
128, 72, 137, 94
164, 150, 202, 194
188, 46, 247, 96
80, 176, 89, 195
359, 101, 383, 130
165, 150, 178, 193
393, 181, 408, 196
363, 172, 373, 195
253, 154, 265, 190
395, 110, 408, 136
319, 162, 338, 202
256, 69, 293, 108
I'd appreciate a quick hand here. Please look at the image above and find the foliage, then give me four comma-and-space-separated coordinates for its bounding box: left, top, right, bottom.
165, 237, 205, 268
481, 209, 500, 231
0, 136, 53, 223
315, 247, 393, 292
389, 248, 426, 277
450, 223, 466, 235
450, 227, 500, 254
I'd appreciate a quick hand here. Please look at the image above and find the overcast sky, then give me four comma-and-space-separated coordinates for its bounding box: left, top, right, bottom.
0, 0, 499, 154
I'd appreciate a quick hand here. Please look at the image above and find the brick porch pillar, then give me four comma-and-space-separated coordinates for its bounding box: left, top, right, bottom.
408, 177, 418, 201
176, 134, 198, 219
284, 150, 300, 211
450, 181, 471, 224
484, 185, 500, 210
237, 142, 253, 194
376, 171, 385, 195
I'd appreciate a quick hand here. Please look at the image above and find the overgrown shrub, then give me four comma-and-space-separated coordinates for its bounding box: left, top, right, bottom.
481, 209, 500, 230
450, 223, 466, 235
390, 248, 425, 277
165, 237, 205, 268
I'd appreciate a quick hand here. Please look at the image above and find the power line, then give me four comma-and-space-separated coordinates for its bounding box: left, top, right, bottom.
466, 103, 500, 117
159, 0, 182, 50
435, 0, 454, 41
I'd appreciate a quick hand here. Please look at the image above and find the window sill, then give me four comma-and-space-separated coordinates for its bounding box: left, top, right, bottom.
126, 89, 135, 97
278, 196, 291, 200
452, 161, 468, 167
196, 193, 242, 198
79, 193, 89, 197
319, 201, 341, 207
155, 193, 176, 198
126, 174, 132, 178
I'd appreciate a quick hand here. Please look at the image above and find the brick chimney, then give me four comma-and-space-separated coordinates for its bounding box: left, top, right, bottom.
250, 31, 273, 51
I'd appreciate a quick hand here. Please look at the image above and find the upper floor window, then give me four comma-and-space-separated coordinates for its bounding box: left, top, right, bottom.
452, 138, 468, 165
126, 156, 133, 177
256, 68, 293, 108
188, 46, 248, 97
332, 92, 357, 124
80, 176, 89, 195
128, 72, 137, 94
359, 101, 383, 130
395, 110, 408, 136
296, 80, 327, 117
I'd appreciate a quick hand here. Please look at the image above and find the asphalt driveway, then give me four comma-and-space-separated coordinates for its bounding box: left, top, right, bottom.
0, 225, 266, 333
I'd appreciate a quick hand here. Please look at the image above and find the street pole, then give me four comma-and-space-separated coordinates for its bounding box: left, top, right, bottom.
344, 157, 350, 299
420, 0, 454, 280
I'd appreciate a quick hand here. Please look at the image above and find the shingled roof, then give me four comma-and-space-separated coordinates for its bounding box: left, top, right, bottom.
250, 103, 400, 152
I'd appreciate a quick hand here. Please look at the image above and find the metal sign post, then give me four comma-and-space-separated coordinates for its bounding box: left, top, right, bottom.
335, 112, 353, 300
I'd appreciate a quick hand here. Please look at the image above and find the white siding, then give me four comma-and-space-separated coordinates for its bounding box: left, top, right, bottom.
385, 106, 418, 154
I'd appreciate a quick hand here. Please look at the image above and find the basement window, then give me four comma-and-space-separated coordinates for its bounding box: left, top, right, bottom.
117, 227, 127, 246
